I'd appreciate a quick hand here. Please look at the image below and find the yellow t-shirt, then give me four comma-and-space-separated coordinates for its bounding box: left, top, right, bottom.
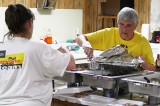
86, 27, 155, 66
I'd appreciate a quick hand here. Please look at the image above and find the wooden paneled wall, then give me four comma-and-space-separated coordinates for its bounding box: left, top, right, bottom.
134, 0, 151, 32
82, 0, 98, 33
56, 0, 81, 9
0, 0, 151, 34
0, 0, 81, 8
83, 0, 151, 33
0, 0, 36, 7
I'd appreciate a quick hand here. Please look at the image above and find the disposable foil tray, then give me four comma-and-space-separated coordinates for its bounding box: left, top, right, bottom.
100, 64, 138, 76
93, 44, 143, 72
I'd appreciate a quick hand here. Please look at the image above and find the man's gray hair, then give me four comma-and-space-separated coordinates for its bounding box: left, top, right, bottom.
117, 7, 138, 25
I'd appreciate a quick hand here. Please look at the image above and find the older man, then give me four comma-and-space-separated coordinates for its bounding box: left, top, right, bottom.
76, 7, 155, 71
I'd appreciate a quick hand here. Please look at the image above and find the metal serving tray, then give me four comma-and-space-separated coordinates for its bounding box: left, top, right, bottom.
53, 87, 144, 106
53, 86, 92, 104
122, 71, 160, 97
53, 86, 116, 106
53, 63, 90, 83
53, 71, 81, 83
79, 70, 147, 89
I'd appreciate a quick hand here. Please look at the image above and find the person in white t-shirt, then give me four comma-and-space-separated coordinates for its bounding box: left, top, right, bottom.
0, 4, 75, 106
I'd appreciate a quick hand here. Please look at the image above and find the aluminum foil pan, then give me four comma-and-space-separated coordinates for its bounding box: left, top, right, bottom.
99, 54, 143, 69
91, 44, 143, 73
99, 44, 127, 58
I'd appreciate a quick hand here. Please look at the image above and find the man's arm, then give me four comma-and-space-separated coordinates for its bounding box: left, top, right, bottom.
76, 34, 88, 47
76, 34, 93, 58
141, 56, 156, 71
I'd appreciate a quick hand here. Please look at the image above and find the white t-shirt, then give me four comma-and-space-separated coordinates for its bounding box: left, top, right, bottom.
0, 37, 70, 106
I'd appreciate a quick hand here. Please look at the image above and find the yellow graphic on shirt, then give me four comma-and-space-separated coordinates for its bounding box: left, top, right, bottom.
0, 53, 24, 70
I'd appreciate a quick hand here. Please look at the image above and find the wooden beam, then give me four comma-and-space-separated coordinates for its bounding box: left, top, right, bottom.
134, 0, 151, 32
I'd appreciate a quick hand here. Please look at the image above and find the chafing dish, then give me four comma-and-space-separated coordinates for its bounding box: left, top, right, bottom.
122, 71, 160, 97
75, 61, 153, 99
77, 44, 144, 90
53, 71, 81, 83
54, 44, 143, 84
79, 69, 146, 89
53, 44, 147, 99
54, 60, 150, 98
53, 62, 90, 83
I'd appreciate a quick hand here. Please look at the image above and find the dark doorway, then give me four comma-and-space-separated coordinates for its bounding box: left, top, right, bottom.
120, 0, 134, 9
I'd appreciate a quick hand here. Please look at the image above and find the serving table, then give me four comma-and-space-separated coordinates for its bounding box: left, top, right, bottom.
51, 44, 158, 105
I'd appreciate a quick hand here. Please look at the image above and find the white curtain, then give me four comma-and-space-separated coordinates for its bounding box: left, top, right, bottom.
150, 0, 160, 32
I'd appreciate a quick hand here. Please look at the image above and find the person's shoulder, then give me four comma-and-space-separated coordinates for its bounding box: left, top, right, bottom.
134, 31, 150, 43
134, 31, 146, 39
29, 40, 49, 50
104, 27, 118, 31
30, 40, 47, 46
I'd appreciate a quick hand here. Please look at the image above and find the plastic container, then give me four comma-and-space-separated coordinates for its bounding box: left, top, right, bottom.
46, 36, 52, 44
44, 29, 53, 44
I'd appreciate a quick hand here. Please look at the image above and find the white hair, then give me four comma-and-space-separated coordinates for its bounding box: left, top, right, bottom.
117, 7, 138, 25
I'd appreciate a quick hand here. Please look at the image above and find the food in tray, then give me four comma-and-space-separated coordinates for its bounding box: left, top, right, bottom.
73, 67, 86, 71
72, 63, 89, 71
72, 90, 93, 98
122, 103, 138, 106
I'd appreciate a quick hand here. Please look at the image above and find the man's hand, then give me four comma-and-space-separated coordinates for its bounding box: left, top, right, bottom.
82, 43, 93, 59
140, 56, 156, 71
76, 34, 94, 59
